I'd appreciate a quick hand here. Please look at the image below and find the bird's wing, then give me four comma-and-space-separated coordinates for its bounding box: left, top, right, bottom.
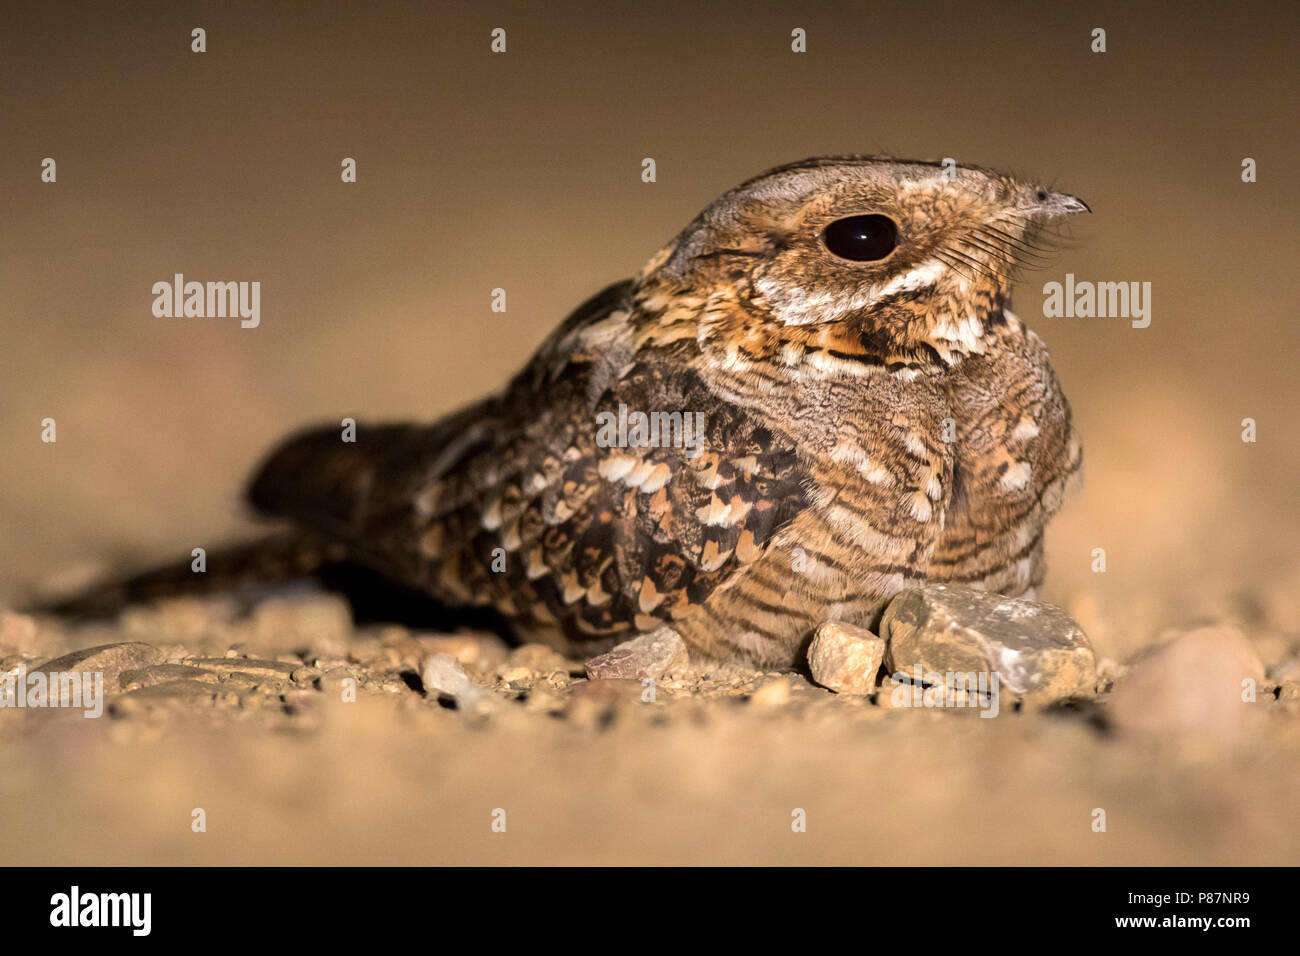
248, 281, 810, 644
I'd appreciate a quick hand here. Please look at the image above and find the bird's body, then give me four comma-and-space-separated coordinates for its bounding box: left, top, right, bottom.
49, 157, 1082, 671
246, 157, 1084, 670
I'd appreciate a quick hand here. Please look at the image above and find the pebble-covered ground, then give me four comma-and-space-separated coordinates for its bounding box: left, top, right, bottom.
3, 564, 1298, 866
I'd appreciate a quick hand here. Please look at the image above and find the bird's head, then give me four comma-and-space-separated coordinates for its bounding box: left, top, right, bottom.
638, 156, 1088, 360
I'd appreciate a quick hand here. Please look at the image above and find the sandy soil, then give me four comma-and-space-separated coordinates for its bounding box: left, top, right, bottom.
3, 565, 1298, 866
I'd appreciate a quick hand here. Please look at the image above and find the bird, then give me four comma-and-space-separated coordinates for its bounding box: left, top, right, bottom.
60, 157, 1087, 674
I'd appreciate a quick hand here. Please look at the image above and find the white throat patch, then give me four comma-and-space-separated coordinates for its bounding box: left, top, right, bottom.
759, 259, 952, 326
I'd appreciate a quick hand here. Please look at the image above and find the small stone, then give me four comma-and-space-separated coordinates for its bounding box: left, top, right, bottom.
34, 642, 163, 702
506, 643, 572, 676
416, 633, 509, 672
1095, 656, 1125, 692
291, 666, 322, 685
585, 628, 688, 681
183, 657, 298, 678
1109, 626, 1266, 739
500, 666, 533, 684
881, 585, 1096, 704
749, 678, 792, 707
808, 621, 885, 695
421, 652, 486, 705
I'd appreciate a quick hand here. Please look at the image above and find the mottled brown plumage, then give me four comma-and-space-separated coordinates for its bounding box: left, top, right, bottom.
248, 156, 1085, 669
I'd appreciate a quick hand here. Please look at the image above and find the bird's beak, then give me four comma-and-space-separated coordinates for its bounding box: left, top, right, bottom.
1031, 189, 1091, 217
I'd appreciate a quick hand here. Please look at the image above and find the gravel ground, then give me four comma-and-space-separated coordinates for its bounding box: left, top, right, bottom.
4, 566, 1298, 866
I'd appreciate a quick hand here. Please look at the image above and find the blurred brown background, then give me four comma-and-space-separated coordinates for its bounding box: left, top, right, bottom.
2, 0, 1298, 654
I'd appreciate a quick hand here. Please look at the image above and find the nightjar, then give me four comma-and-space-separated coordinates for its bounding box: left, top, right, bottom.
77, 157, 1089, 672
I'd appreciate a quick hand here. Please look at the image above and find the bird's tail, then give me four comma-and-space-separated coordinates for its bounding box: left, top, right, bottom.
38, 409, 495, 621
34, 529, 346, 619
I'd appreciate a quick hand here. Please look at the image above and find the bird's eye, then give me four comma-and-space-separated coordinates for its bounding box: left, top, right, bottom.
822, 215, 898, 262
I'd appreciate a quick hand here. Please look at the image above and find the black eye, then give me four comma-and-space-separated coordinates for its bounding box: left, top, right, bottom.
822, 214, 898, 262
